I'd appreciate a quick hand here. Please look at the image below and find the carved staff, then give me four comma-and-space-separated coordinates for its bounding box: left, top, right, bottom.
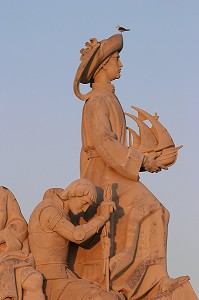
101, 185, 113, 292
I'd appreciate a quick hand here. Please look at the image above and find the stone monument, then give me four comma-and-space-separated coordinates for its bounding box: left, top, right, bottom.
0, 32, 198, 299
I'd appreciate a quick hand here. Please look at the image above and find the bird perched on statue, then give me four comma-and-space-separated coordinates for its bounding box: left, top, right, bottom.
116, 25, 130, 33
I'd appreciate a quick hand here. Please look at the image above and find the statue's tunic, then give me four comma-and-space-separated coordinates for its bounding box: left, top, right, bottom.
74, 83, 171, 299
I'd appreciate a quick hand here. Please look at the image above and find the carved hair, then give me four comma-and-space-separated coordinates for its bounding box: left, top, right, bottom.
61, 179, 97, 202
43, 180, 97, 203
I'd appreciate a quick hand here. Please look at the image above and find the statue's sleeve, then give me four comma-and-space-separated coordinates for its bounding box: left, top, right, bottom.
40, 206, 106, 244
87, 96, 144, 181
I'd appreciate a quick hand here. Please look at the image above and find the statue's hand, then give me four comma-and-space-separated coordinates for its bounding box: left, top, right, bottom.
110, 250, 132, 279
100, 186, 116, 222
100, 199, 116, 222
143, 152, 168, 173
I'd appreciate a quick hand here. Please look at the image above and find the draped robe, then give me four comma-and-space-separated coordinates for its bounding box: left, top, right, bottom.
72, 83, 173, 299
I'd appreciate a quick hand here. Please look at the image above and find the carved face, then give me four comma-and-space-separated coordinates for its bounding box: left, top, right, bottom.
66, 195, 94, 215
104, 52, 123, 81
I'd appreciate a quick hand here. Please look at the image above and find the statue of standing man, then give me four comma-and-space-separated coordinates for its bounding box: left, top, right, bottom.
72, 33, 198, 299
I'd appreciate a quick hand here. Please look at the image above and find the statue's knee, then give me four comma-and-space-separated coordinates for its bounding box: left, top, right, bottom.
22, 271, 43, 292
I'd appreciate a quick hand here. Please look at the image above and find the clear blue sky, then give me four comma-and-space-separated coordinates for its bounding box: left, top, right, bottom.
0, 0, 198, 295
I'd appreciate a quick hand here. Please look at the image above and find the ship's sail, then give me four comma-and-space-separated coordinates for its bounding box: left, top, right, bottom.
125, 106, 182, 167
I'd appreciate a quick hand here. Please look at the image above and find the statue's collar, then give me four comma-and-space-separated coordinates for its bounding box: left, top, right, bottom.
92, 83, 115, 93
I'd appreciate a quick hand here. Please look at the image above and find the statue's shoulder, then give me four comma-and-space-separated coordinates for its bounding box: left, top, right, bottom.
88, 89, 107, 100
85, 90, 111, 111
29, 198, 64, 232
29, 198, 53, 221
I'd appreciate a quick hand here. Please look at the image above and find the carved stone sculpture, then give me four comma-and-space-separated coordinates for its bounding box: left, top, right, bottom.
28, 179, 124, 300
72, 34, 198, 299
1, 31, 197, 300
0, 186, 45, 300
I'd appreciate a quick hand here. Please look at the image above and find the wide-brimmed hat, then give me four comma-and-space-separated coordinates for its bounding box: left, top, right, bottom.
73, 34, 123, 101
